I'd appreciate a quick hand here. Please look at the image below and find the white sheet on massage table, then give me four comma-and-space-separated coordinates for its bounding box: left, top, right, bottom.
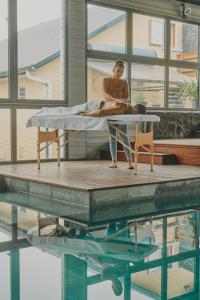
27, 113, 160, 131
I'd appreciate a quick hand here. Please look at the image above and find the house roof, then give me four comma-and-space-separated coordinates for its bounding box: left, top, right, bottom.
0, 7, 195, 84
88, 61, 193, 83
0, 10, 157, 76
0, 6, 126, 75
0, 18, 61, 75
87, 5, 125, 36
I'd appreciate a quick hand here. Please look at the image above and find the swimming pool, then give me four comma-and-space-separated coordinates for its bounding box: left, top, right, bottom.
0, 201, 199, 300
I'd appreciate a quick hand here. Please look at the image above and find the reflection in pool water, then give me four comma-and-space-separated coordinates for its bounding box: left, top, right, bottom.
0, 202, 199, 300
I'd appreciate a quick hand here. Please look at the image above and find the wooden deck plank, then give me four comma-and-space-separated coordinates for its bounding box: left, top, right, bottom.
0, 161, 199, 191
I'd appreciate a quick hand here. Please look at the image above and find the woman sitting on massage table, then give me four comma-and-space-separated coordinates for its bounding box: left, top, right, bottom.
84, 60, 146, 169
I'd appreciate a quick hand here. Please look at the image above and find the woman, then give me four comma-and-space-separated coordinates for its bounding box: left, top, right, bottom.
103, 60, 133, 169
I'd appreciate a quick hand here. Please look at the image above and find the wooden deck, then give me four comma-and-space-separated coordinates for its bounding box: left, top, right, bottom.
0, 161, 199, 225
0, 160, 199, 190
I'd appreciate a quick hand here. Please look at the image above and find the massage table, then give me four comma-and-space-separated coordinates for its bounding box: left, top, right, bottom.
27, 109, 160, 175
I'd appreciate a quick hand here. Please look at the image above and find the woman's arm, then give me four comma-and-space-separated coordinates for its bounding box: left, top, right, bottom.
123, 80, 129, 102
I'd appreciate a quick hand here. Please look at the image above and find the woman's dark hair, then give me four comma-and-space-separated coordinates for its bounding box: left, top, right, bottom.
135, 103, 146, 114
113, 60, 124, 71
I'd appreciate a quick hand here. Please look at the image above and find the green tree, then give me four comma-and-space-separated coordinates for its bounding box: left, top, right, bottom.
176, 80, 198, 107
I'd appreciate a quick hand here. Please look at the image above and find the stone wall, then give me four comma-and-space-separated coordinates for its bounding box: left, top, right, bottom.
151, 111, 200, 139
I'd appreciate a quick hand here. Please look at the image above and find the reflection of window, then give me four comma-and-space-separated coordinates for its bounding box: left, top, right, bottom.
171, 23, 176, 49
18, 87, 26, 99
150, 19, 164, 45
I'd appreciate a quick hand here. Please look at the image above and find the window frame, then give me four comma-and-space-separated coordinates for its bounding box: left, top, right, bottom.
86, 1, 200, 112
0, 0, 68, 164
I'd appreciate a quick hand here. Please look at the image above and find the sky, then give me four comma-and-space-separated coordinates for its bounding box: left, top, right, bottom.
0, 0, 62, 41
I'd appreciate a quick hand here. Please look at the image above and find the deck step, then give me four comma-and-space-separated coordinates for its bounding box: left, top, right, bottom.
101, 150, 178, 165
153, 139, 200, 166
191, 130, 200, 138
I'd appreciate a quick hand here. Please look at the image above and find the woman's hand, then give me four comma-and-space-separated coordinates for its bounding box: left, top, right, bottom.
104, 94, 124, 103
104, 94, 114, 101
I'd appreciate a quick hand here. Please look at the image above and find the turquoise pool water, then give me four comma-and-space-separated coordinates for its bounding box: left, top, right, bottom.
0, 202, 199, 300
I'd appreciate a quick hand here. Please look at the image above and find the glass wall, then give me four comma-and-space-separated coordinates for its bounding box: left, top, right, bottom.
170, 21, 198, 62
131, 64, 165, 107
20, 247, 61, 300
87, 5, 126, 53
17, 109, 65, 160
0, 109, 10, 161
17, 0, 64, 101
132, 14, 165, 59
169, 67, 198, 109
0, 0, 8, 99
0, 252, 10, 300
0, 0, 66, 163
87, 58, 127, 101
87, 4, 200, 110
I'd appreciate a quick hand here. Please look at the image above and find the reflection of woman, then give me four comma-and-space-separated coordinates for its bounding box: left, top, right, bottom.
103, 60, 133, 169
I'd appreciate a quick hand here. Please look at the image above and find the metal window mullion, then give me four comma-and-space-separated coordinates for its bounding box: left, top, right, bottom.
10, 205, 20, 300
161, 217, 168, 300
194, 212, 200, 298
62, 0, 68, 160
169, 60, 199, 70
198, 24, 200, 109
8, 0, 18, 102
63, 0, 68, 105
10, 108, 17, 163
10, 248, 20, 300
165, 18, 170, 109
127, 10, 132, 102
8, 0, 18, 163
87, 49, 166, 66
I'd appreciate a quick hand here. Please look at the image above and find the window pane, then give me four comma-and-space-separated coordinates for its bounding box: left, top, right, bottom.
133, 14, 164, 59
131, 64, 165, 108
0, 0, 8, 98
20, 248, 61, 300
0, 203, 11, 241
87, 59, 127, 101
0, 251, 10, 300
167, 258, 194, 299
17, 0, 64, 100
0, 109, 10, 161
167, 213, 195, 257
170, 21, 198, 62
17, 207, 40, 239
169, 67, 198, 109
17, 109, 65, 160
87, 5, 126, 53
132, 268, 161, 298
